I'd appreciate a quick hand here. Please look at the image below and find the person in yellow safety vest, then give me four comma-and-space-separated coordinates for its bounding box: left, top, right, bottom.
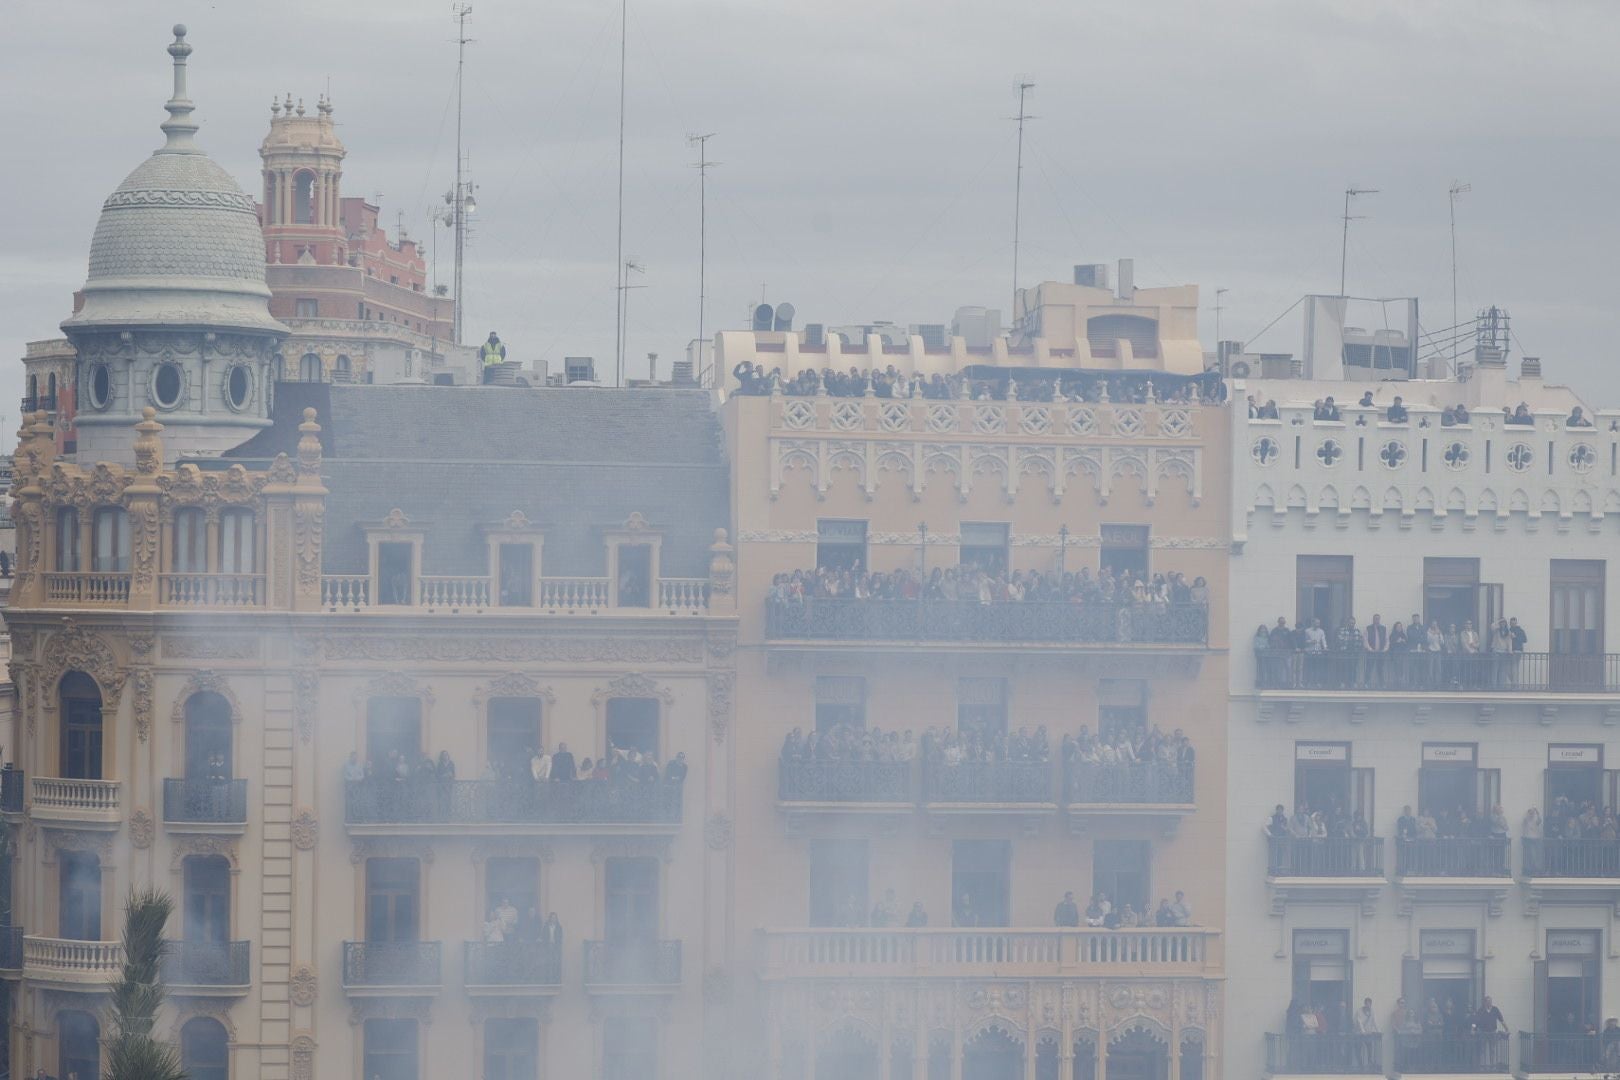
480, 331, 507, 384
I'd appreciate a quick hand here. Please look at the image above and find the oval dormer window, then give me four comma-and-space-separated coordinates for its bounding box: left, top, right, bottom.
153, 362, 184, 410
88, 363, 113, 410
226, 365, 252, 411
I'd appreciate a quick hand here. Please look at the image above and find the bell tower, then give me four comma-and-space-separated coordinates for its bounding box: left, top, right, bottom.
260, 93, 348, 267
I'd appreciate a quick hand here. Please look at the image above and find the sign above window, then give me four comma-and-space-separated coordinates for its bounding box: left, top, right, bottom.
1420, 931, 1474, 957
1296, 744, 1349, 762
1548, 745, 1601, 765
1422, 744, 1476, 764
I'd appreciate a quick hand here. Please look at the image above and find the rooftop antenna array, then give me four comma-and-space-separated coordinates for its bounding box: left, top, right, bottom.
688, 133, 719, 376
1010, 80, 1037, 318
449, 4, 476, 346
614, 0, 629, 386
1339, 185, 1378, 297
1449, 181, 1471, 371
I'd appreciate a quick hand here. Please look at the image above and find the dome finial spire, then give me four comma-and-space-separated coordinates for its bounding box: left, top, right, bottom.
159, 24, 200, 152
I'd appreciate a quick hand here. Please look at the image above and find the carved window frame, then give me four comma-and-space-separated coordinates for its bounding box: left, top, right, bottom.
483, 511, 545, 610
364, 511, 424, 607
603, 513, 663, 609
590, 674, 676, 763
472, 674, 556, 776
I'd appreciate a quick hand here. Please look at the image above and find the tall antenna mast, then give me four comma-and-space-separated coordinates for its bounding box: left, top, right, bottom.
451, 3, 474, 346
1449, 181, 1471, 370
1214, 287, 1228, 368
1010, 80, 1036, 318
688, 133, 718, 377
1339, 185, 1377, 297
614, 0, 629, 386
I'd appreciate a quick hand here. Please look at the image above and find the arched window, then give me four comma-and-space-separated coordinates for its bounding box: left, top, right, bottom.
294, 171, 316, 225
299, 353, 322, 382
55, 508, 81, 572
184, 691, 233, 781
91, 507, 129, 572
46, 372, 57, 403
26, 374, 37, 401
182, 855, 231, 945
1105, 1029, 1169, 1080
60, 672, 103, 781
181, 1016, 229, 1080
58, 1009, 100, 1080
963, 1028, 1021, 1080
173, 508, 207, 574
219, 509, 256, 575
816, 1028, 878, 1080
335, 355, 352, 381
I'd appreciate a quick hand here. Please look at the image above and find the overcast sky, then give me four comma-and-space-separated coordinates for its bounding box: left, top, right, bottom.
6, 0, 1619, 419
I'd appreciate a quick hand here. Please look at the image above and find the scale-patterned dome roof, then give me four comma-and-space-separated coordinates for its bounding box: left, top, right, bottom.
63, 25, 283, 335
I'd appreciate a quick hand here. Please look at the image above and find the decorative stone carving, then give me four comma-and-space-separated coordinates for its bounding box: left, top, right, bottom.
706, 630, 737, 661
591, 673, 675, 707
348, 997, 433, 1025
132, 668, 154, 742
589, 837, 672, 864
472, 673, 555, 707
350, 838, 435, 865
289, 965, 318, 1006
129, 808, 155, 849
469, 997, 552, 1024
705, 812, 733, 851
290, 1033, 316, 1080
162, 635, 258, 660
294, 505, 324, 590
293, 670, 318, 744
42, 828, 115, 862
356, 671, 435, 705
39, 620, 126, 710
708, 671, 734, 744
170, 834, 240, 871
169, 670, 243, 729
471, 839, 555, 865
291, 807, 319, 851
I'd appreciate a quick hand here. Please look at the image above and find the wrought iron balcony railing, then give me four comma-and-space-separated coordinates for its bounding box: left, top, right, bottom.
1255, 650, 1620, 693
777, 760, 912, 803
582, 939, 681, 987
463, 941, 562, 987
344, 778, 683, 826
1395, 838, 1510, 878
1393, 1032, 1509, 1075
766, 599, 1208, 645
163, 940, 250, 987
1264, 1033, 1384, 1075
923, 761, 1053, 804
162, 778, 248, 824
1521, 838, 1620, 878
1519, 1031, 1620, 1074
342, 941, 442, 989
1266, 836, 1385, 878
1064, 762, 1193, 804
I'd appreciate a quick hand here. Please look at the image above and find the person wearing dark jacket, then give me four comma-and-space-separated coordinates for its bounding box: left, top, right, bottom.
1053, 892, 1080, 927
550, 743, 576, 782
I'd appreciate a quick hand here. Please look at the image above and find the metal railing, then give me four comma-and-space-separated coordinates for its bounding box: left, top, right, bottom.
163, 940, 250, 986
1393, 1032, 1509, 1074
1395, 838, 1510, 877
341, 941, 442, 988
43, 572, 131, 605
757, 928, 1219, 979
20, 395, 57, 413
923, 761, 1053, 803
1065, 762, 1194, 804
657, 577, 709, 610
321, 574, 371, 610
1264, 1033, 1384, 1074
344, 779, 683, 826
767, 599, 1208, 645
162, 778, 247, 824
1255, 650, 1620, 693
777, 760, 912, 802
1266, 836, 1385, 878
583, 939, 681, 986
540, 577, 609, 609
158, 573, 265, 607
1521, 838, 1620, 878
1519, 1031, 1620, 1074
31, 777, 120, 815
464, 941, 562, 987
23, 936, 122, 979
419, 575, 492, 609
0, 769, 23, 814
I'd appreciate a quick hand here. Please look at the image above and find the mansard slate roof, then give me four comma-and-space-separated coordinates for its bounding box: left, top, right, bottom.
225, 383, 730, 577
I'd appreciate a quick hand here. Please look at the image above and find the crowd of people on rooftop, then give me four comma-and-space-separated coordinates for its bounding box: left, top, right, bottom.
732, 361, 1224, 405
1246, 389, 1601, 429
1254, 611, 1528, 690
769, 564, 1209, 609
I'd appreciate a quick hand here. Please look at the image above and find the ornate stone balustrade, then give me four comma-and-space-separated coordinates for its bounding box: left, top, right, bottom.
159, 572, 265, 607
43, 572, 131, 605
419, 575, 491, 609
24, 936, 123, 985
31, 777, 121, 825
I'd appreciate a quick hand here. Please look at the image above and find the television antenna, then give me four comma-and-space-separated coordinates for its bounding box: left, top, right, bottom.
688, 133, 719, 371
1010, 80, 1037, 317
1449, 181, 1471, 369
1339, 185, 1378, 297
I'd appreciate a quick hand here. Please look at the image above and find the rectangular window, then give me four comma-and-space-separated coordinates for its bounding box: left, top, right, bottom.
1099, 679, 1147, 743
92, 507, 129, 572
364, 858, 420, 943
808, 840, 869, 927
218, 509, 255, 574
1539, 930, 1600, 1036
294, 298, 319, 318
58, 852, 101, 941
616, 544, 652, 608
1092, 838, 1150, 917
606, 698, 659, 759
487, 698, 541, 778
497, 543, 534, 606
1293, 742, 1352, 817
816, 519, 868, 571
604, 858, 659, 944
484, 1018, 538, 1080
956, 678, 1007, 740
485, 858, 539, 929
55, 509, 80, 572
959, 522, 1010, 574
172, 509, 207, 573
1551, 559, 1604, 653
1413, 930, 1480, 1015
952, 839, 1010, 927
363, 1019, 419, 1080
814, 676, 865, 734
1423, 557, 1480, 632
1100, 524, 1150, 580
1296, 554, 1353, 634
1291, 930, 1351, 1012
377, 541, 414, 605
366, 697, 422, 769
603, 1017, 658, 1080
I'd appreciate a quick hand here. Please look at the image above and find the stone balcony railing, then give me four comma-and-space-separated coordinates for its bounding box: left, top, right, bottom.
158, 573, 266, 608
24, 936, 122, 985
1255, 651, 1620, 694
43, 572, 131, 605
464, 941, 562, 990
341, 941, 443, 991
766, 599, 1207, 646
1395, 838, 1510, 878
772, 396, 1205, 441
582, 939, 682, 988
162, 940, 251, 989
344, 778, 683, 829
162, 778, 248, 825
31, 777, 120, 824
1266, 836, 1386, 878
1521, 838, 1620, 879
321, 574, 711, 614
756, 927, 1220, 981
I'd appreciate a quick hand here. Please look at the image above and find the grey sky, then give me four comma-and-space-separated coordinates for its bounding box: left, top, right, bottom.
7, 0, 1619, 418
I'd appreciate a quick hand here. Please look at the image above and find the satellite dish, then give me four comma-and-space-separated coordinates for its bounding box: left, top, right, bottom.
752, 304, 774, 332
773, 302, 796, 331
1229, 360, 1252, 379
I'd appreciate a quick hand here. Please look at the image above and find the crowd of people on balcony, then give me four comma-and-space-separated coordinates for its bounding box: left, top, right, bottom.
1053, 890, 1194, 928
770, 564, 1209, 609
343, 743, 689, 789
924, 725, 1050, 768
480, 897, 564, 950
781, 723, 917, 766
1525, 797, 1620, 843
732, 361, 1222, 405
1266, 803, 1374, 843
1253, 612, 1528, 690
